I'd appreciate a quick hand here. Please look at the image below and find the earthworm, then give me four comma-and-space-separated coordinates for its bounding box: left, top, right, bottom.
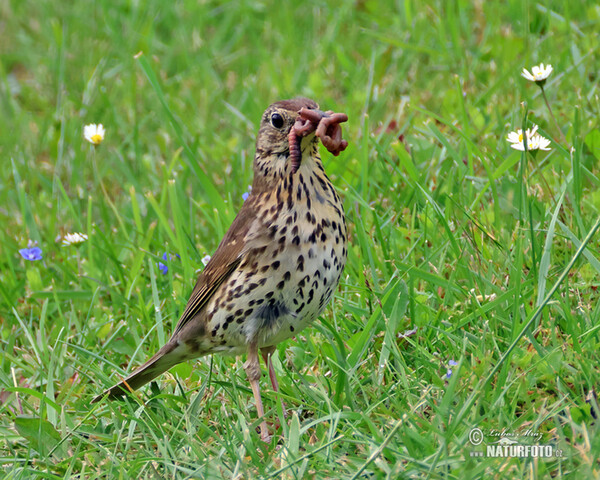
297, 108, 323, 129
315, 111, 348, 156
294, 114, 317, 136
289, 113, 318, 173
288, 107, 349, 173
289, 121, 303, 173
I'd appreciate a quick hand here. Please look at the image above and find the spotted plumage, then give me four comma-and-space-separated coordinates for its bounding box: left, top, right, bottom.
93, 98, 348, 442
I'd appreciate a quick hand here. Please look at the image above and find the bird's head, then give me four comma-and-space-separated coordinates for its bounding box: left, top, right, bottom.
254, 97, 319, 178
251, 98, 348, 193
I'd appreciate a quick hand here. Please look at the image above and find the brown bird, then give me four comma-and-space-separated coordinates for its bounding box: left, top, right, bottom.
93, 98, 349, 441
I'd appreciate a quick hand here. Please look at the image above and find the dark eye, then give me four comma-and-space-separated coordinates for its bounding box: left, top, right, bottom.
270, 113, 284, 129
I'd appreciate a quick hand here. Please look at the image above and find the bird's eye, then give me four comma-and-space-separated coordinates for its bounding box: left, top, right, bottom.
270, 113, 284, 129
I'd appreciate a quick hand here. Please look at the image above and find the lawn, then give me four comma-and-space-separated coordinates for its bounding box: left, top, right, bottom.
2, 0, 600, 478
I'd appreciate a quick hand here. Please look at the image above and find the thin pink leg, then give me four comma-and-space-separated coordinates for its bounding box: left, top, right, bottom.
245, 343, 270, 442
261, 346, 287, 418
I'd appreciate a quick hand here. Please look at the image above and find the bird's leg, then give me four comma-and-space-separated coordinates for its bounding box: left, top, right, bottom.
244, 342, 270, 442
261, 346, 287, 418
261, 345, 279, 392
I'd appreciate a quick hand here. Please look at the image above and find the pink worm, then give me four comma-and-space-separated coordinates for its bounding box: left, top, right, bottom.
315, 111, 349, 156
288, 122, 303, 174
288, 108, 349, 173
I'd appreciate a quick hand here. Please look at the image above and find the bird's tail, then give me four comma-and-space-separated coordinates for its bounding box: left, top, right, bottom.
92, 341, 185, 403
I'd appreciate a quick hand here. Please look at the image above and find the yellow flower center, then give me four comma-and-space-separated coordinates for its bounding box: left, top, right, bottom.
518, 133, 523, 142
91, 134, 103, 144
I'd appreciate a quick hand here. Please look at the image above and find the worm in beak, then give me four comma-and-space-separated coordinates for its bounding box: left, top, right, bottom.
288, 107, 349, 173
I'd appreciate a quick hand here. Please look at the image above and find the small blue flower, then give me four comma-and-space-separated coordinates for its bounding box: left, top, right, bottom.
242, 185, 252, 201
445, 360, 458, 379
20, 247, 43, 261
158, 252, 169, 275
158, 252, 180, 275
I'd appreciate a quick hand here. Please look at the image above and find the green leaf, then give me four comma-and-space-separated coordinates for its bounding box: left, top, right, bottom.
585, 129, 600, 160
14, 415, 67, 458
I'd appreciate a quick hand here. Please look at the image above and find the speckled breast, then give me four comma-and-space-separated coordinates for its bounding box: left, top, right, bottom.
204, 166, 347, 354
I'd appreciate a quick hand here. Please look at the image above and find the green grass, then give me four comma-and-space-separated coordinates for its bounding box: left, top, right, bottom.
2, 0, 600, 478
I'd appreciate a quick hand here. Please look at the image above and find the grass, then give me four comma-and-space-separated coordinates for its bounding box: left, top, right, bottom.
2, 0, 600, 478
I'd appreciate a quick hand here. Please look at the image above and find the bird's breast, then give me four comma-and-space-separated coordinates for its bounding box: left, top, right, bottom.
203, 168, 347, 352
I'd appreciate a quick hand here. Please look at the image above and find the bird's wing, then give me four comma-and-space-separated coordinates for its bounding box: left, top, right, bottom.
171, 199, 259, 337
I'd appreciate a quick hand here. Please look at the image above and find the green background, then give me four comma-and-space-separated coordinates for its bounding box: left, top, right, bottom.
1, 0, 599, 478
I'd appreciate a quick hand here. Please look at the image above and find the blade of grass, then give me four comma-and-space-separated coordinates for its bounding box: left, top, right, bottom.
135, 53, 227, 216
451, 214, 600, 435
537, 187, 566, 305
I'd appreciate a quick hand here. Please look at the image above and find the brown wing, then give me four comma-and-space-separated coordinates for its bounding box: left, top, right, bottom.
171, 198, 258, 337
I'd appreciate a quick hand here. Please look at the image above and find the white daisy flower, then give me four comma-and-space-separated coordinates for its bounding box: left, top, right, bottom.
528, 134, 551, 151
506, 125, 537, 149
521, 63, 553, 83
506, 124, 551, 151
84, 124, 106, 145
62, 232, 88, 246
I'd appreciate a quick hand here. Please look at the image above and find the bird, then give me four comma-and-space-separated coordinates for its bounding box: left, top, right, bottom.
93, 98, 349, 441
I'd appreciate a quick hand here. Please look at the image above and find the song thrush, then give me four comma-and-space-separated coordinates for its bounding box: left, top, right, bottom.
93, 98, 349, 441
